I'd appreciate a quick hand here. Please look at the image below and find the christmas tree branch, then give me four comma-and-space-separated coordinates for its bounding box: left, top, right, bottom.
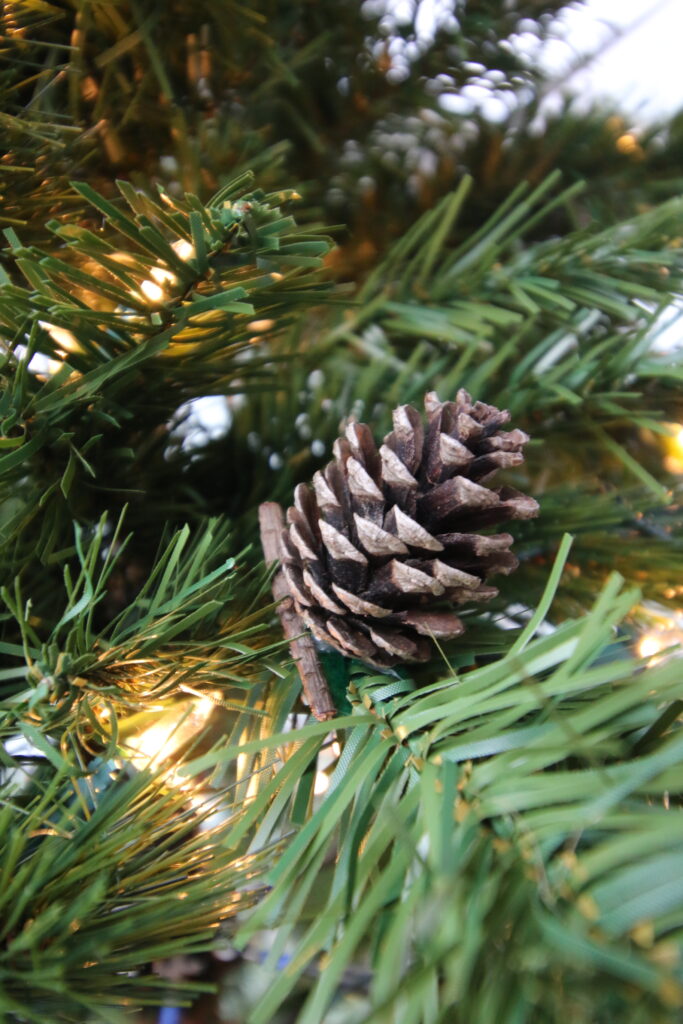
232, 563, 683, 1024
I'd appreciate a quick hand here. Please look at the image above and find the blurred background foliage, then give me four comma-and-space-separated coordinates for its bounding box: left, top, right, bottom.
5, 0, 683, 259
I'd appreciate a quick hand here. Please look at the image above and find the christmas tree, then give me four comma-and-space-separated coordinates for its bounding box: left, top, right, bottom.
2, 2, 683, 1021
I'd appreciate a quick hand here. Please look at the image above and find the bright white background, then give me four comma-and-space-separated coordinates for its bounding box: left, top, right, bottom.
541, 0, 683, 122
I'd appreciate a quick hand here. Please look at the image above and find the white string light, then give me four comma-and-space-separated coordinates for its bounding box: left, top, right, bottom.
138, 239, 196, 304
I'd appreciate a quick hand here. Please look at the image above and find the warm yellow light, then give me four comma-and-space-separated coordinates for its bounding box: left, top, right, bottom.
33, 358, 67, 380
616, 133, 638, 155
132, 722, 178, 762
149, 265, 176, 287
247, 319, 276, 333
310, 736, 342, 798
139, 241, 194, 303
660, 423, 683, 474
637, 633, 666, 660
173, 239, 195, 261
39, 321, 81, 354
129, 696, 215, 769
314, 770, 330, 796
637, 627, 683, 664
139, 279, 166, 303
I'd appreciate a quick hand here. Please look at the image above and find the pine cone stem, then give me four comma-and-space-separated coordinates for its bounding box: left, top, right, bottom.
259, 501, 336, 721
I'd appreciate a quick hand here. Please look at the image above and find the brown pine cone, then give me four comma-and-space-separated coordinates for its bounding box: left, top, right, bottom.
279, 390, 539, 669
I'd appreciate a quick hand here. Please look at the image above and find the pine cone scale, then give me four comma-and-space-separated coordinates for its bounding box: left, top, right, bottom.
303, 566, 345, 614
318, 520, 367, 564
331, 584, 392, 618
354, 514, 409, 556
388, 405, 424, 474
417, 476, 499, 529
429, 559, 480, 588
379, 443, 419, 488
397, 610, 465, 638
387, 505, 444, 551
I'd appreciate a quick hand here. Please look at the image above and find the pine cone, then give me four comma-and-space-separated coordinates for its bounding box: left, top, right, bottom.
279, 390, 539, 669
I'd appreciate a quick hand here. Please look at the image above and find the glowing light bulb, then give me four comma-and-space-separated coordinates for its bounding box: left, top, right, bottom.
314, 771, 330, 795
616, 133, 638, 155
129, 696, 215, 771
138, 240, 194, 304
637, 623, 683, 664
149, 265, 176, 287
661, 423, 683, 474
247, 319, 276, 333
38, 321, 81, 354
637, 633, 665, 660
139, 278, 166, 303
173, 239, 195, 260
311, 736, 342, 797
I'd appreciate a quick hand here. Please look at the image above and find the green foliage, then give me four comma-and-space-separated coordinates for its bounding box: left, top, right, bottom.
0, 172, 331, 574
2, 2, 683, 1022
206, 175, 683, 619
0, 513, 279, 743
0, 517, 296, 1023
0, 0, 572, 236
0, 743, 283, 1023
178, 545, 683, 1023
13, 0, 683, 259
2, 168, 682, 1021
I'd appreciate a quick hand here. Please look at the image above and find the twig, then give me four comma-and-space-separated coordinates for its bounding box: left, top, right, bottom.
259, 502, 336, 721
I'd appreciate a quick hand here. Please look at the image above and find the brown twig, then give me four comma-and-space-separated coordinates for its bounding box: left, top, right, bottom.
259, 502, 336, 721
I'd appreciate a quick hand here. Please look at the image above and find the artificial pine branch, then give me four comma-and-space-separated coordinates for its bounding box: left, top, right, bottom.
0, 514, 278, 748
0, 174, 332, 576
2, 2, 683, 1021
0, 759, 278, 1022
227, 554, 683, 1024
